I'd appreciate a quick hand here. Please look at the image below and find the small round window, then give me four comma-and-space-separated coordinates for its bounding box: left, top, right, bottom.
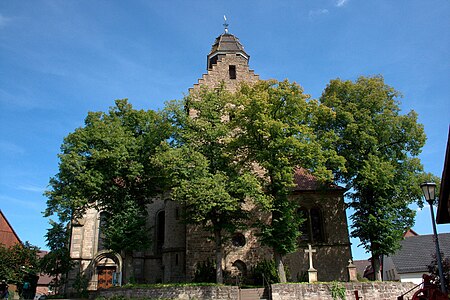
232, 233, 246, 247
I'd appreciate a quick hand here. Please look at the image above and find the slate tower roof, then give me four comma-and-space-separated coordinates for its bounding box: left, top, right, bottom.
207, 33, 250, 70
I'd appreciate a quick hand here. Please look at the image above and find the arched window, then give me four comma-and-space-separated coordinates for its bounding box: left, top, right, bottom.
97, 212, 107, 251
310, 208, 323, 242
232, 260, 247, 278
298, 208, 309, 241
156, 210, 165, 255
298, 207, 324, 243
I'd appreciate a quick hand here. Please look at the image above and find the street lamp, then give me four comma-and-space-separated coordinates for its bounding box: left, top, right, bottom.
420, 182, 446, 293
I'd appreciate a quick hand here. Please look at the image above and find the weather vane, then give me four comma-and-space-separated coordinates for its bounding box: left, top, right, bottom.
223, 15, 229, 34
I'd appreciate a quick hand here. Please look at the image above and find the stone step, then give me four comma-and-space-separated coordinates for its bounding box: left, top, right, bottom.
239, 288, 268, 300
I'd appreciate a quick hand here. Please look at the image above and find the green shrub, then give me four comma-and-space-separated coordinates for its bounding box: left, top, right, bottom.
72, 272, 89, 298
193, 260, 216, 283
251, 260, 279, 285
46, 294, 66, 299
296, 271, 308, 283
329, 281, 346, 300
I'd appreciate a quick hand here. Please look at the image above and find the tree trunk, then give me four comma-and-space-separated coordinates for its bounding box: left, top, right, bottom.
372, 254, 382, 281
214, 229, 224, 284
274, 250, 287, 283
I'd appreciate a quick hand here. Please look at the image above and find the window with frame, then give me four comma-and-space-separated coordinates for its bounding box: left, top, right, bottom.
298, 206, 325, 243
156, 210, 165, 255
98, 212, 107, 251
229, 65, 236, 79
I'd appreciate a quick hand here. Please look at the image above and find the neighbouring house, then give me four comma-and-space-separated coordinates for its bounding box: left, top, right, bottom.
437, 127, 450, 224
65, 27, 353, 292
353, 259, 372, 280
0, 210, 21, 247
0, 210, 22, 298
1, 211, 55, 297
403, 228, 419, 238
36, 251, 55, 296
382, 233, 450, 284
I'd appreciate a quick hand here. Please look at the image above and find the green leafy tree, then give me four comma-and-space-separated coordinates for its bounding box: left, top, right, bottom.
101, 197, 150, 252
44, 99, 172, 281
318, 75, 432, 280
428, 253, 450, 291
154, 86, 267, 284
0, 242, 40, 287
40, 220, 73, 293
233, 80, 344, 282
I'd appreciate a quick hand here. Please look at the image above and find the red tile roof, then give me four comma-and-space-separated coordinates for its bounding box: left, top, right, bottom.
37, 252, 56, 286
0, 210, 21, 247
292, 168, 344, 191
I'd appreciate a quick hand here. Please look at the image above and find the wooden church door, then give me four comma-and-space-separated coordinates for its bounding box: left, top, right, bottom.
97, 266, 115, 289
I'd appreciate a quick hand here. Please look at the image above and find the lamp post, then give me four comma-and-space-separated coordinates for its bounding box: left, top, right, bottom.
420, 182, 446, 293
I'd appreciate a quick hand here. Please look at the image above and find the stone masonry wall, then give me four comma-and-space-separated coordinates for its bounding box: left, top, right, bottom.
95, 285, 239, 300
94, 282, 416, 300
284, 191, 352, 282
190, 54, 260, 95
185, 201, 272, 282
271, 282, 417, 300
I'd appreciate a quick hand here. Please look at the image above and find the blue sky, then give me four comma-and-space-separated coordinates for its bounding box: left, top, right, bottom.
0, 1, 449, 261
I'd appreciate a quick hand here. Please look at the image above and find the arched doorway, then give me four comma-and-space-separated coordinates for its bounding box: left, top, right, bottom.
232, 259, 248, 279
93, 250, 123, 289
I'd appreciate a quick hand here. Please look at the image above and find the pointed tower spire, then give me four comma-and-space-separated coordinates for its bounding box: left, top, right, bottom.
223, 15, 229, 34
207, 19, 249, 70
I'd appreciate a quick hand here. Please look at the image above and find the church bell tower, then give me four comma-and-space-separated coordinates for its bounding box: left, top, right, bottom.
190, 23, 259, 93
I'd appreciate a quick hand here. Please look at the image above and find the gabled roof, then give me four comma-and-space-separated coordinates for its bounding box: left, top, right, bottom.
0, 209, 22, 247
37, 251, 55, 286
403, 228, 419, 238
437, 127, 450, 224
390, 233, 450, 274
353, 259, 371, 277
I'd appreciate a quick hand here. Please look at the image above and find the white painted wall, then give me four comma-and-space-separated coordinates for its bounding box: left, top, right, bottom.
382, 256, 400, 281
399, 272, 426, 285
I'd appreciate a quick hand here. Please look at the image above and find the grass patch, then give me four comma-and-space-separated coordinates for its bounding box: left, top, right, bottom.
45, 295, 67, 299
115, 282, 223, 289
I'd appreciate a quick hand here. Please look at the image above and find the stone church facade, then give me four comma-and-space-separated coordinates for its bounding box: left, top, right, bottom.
66, 30, 353, 292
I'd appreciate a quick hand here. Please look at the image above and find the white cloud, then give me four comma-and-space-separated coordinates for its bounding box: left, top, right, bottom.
17, 185, 46, 193
0, 141, 25, 155
0, 13, 11, 28
309, 9, 329, 18
0, 195, 43, 212
336, 0, 349, 7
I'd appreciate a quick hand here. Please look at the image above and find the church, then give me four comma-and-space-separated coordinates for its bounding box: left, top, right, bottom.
66, 28, 353, 291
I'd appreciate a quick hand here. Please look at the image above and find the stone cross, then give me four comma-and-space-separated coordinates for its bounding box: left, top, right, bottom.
305, 243, 316, 270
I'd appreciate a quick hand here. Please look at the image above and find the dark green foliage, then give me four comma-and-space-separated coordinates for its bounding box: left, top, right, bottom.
318, 75, 432, 279
154, 86, 268, 284
72, 272, 89, 298
40, 220, 73, 292
0, 242, 40, 285
101, 198, 150, 252
251, 260, 279, 285
45, 99, 171, 255
233, 80, 344, 282
46, 295, 66, 299
296, 271, 308, 283
428, 254, 450, 291
193, 260, 216, 283
329, 281, 346, 300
